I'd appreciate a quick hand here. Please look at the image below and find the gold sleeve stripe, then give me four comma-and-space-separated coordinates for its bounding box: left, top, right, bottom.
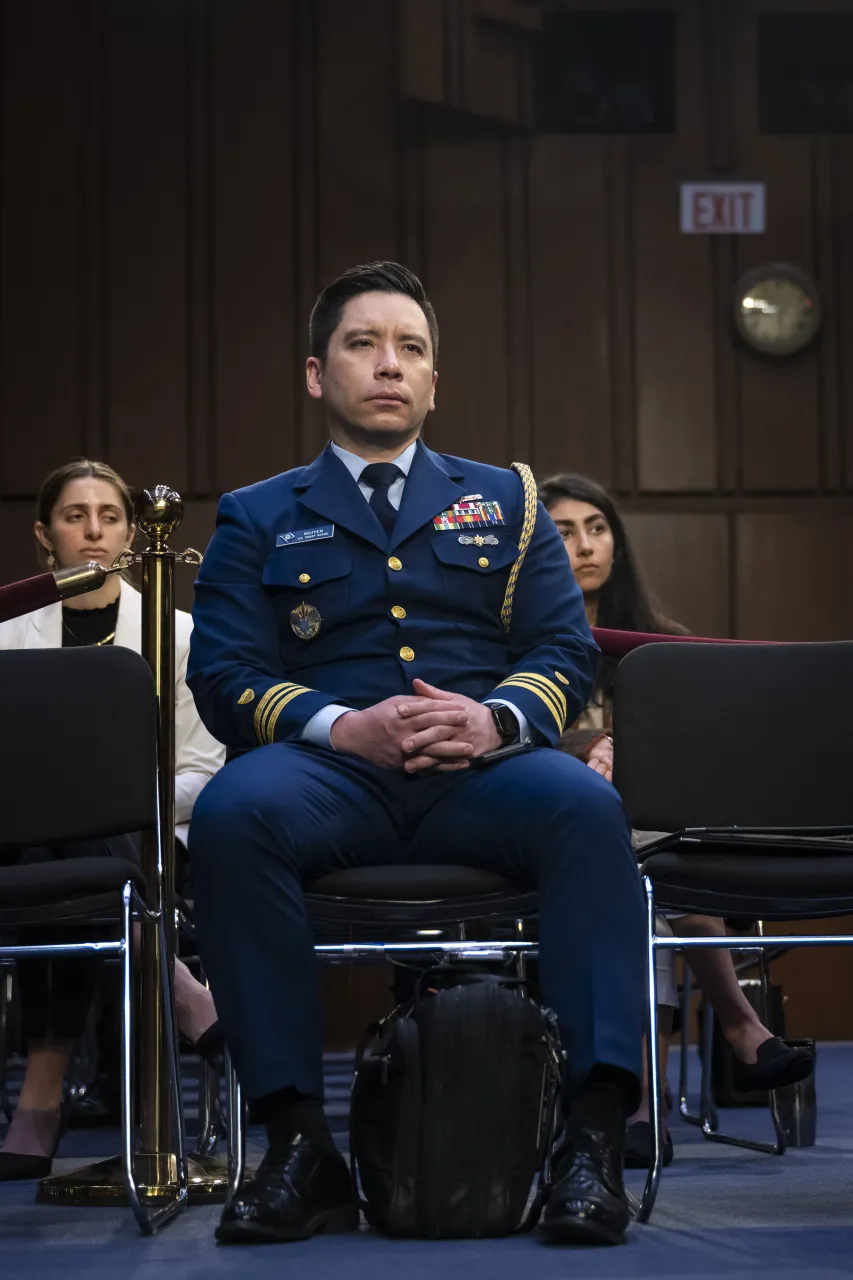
501, 672, 567, 720
497, 678, 565, 732
254, 682, 301, 742
265, 687, 314, 744
501, 674, 566, 722
501, 462, 538, 633
258, 684, 316, 745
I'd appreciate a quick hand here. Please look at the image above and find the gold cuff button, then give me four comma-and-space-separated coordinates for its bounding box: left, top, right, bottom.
478, 556, 489, 568
388, 556, 403, 571
391, 605, 407, 619
298, 573, 310, 584
400, 646, 415, 662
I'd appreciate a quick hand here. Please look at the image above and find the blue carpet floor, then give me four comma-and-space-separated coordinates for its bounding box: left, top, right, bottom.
1, 1045, 852, 1279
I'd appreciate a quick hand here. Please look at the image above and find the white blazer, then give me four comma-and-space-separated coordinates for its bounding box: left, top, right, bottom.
0, 577, 225, 846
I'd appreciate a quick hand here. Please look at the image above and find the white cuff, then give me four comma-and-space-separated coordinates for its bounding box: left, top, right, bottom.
301, 704, 352, 750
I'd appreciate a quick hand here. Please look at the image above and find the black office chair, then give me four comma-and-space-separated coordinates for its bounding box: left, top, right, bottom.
305, 866, 538, 973
0, 646, 187, 1233
613, 640, 853, 1222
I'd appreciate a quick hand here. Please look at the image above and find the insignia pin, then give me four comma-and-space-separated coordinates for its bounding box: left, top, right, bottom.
290, 602, 322, 641
458, 534, 499, 547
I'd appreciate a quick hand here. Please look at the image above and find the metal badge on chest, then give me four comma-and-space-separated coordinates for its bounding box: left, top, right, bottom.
291, 602, 322, 641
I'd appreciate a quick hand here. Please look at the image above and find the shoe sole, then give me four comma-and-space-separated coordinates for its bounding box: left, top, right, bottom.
540, 1214, 627, 1247
216, 1205, 359, 1245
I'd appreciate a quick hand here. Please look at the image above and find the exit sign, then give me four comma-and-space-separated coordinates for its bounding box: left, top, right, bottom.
680, 182, 766, 234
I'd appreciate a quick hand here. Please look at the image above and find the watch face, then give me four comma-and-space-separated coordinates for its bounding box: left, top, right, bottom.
734, 264, 821, 357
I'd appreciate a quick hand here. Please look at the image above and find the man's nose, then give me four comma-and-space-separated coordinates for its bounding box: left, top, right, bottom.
376, 344, 403, 376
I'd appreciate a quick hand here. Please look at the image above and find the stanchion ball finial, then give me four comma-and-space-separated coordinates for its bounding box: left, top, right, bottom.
135, 486, 184, 546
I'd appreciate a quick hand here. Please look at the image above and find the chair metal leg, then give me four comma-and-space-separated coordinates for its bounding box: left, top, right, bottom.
514, 919, 527, 981
122, 882, 189, 1235
225, 1048, 246, 1206
634, 875, 663, 1223
681, 924, 786, 1157
192, 966, 225, 1159
0, 963, 13, 1123
124, 885, 188, 1230
678, 977, 720, 1132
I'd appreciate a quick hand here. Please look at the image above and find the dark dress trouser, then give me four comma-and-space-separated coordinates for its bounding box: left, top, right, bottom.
1, 834, 140, 1042
189, 743, 647, 1106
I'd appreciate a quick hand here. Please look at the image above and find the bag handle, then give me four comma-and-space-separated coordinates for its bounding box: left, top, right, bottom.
501, 461, 538, 633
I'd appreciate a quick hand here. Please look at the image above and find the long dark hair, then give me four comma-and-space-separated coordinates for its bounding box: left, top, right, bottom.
538, 472, 684, 701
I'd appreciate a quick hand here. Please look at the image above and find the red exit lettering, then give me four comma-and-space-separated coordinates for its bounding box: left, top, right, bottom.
691, 189, 756, 231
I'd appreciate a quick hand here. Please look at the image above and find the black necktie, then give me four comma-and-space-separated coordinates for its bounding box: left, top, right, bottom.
361, 462, 403, 537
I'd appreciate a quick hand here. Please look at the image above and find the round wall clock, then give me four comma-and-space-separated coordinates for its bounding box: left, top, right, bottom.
733, 263, 822, 357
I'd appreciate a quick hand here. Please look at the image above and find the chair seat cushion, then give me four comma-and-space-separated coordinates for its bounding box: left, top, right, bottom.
641, 851, 853, 918
0, 857, 146, 910
307, 864, 517, 902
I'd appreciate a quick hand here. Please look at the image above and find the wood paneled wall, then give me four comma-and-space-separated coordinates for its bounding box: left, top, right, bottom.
2, 0, 853, 1037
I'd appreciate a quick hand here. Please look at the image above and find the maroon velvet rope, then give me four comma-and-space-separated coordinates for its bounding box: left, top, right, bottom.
0, 572, 61, 625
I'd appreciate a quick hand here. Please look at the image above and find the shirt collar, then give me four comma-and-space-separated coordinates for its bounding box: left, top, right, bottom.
330, 438, 418, 484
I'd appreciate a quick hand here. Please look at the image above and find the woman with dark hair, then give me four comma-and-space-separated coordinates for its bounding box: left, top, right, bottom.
0, 459, 225, 1180
540, 473, 813, 1166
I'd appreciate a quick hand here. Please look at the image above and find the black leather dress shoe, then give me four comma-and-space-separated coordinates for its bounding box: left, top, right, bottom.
540, 1128, 630, 1246
216, 1137, 359, 1244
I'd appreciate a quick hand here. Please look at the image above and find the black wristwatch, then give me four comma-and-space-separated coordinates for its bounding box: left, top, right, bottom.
490, 703, 519, 746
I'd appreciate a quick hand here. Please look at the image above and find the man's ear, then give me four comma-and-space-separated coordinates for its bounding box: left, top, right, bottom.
306, 356, 323, 401
427, 369, 437, 413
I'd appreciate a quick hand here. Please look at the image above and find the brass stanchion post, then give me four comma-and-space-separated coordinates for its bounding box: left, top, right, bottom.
38, 487, 229, 1207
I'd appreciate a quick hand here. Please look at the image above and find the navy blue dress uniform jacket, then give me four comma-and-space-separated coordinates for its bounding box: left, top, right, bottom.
187, 439, 598, 749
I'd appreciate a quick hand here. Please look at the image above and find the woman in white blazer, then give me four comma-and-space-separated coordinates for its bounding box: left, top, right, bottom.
0, 459, 226, 1180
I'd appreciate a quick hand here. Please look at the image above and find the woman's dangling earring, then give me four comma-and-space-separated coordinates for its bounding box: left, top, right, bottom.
46, 551, 56, 569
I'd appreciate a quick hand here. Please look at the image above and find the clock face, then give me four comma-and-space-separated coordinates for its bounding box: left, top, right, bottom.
734, 265, 821, 357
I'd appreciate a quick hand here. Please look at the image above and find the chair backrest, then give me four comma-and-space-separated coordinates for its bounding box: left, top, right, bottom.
0, 646, 158, 849
612, 641, 853, 832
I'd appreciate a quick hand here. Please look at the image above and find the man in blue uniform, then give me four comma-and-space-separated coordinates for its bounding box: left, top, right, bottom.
187, 262, 646, 1246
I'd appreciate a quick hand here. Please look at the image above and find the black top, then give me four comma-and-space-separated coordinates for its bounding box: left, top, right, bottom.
61, 600, 119, 648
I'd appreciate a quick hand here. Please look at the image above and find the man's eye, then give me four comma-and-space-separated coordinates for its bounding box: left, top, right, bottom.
352, 339, 372, 348
403, 344, 422, 354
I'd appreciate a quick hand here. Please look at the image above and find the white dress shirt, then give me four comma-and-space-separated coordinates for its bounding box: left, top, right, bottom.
301, 440, 530, 750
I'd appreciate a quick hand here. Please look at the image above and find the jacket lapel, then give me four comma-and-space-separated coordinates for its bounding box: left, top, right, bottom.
389, 441, 467, 550
293, 444, 388, 551
114, 579, 142, 652
28, 601, 62, 648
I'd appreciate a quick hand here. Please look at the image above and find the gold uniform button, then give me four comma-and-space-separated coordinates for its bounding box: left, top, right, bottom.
388, 556, 402, 571
298, 573, 310, 584
400, 646, 415, 662
391, 605, 407, 619
478, 556, 490, 568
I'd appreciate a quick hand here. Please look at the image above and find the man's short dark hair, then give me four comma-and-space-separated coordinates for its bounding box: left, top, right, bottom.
309, 261, 439, 367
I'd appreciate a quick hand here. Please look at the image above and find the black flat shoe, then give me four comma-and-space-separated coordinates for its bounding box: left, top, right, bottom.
0, 1105, 67, 1182
540, 1128, 630, 1247
216, 1138, 359, 1244
734, 1037, 814, 1092
623, 1121, 674, 1170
